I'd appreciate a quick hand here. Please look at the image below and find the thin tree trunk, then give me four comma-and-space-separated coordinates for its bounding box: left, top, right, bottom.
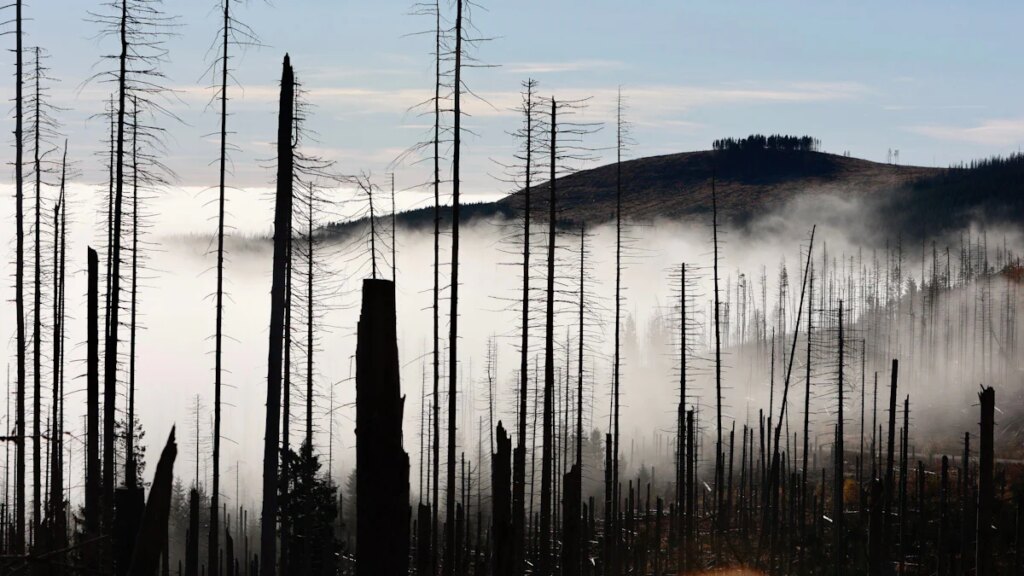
431, 3, 443, 573
884, 359, 898, 546
126, 96, 139, 488
209, 2, 231, 573
31, 45, 42, 543
445, 2, 463, 574
86, 248, 101, 567
539, 97, 556, 576
611, 88, 624, 573
712, 171, 724, 535
13, 0, 24, 554
514, 79, 535, 576
306, 190, 315, 450
834, 299, 844, 569
48, 143, 67, 553
104, 0, 131, 542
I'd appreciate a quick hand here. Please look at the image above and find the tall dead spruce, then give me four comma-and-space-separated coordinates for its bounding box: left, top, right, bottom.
260, 54, 295, 576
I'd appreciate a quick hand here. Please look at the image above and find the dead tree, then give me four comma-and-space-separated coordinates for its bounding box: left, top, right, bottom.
802, 261, 814, 545
30, 45, 42, 541
47, 143, 68, 555
611, 88, 627, 572
126, 96, 140, 489
86, 248, 101, 567
765, 225, 816, 552
205, 1, 261, 570
834, 299, 845, 567
514, 79, 538, 576
260, 54, 295, 576
355, 278, 410, 575
539, 97, 557, 576
446, 2, 465, 573
712, 167, 725, 536
13, 0, 25, 556
88, 0, 178, 544
431, 2, 445, 569
884, 359, 898, 546
127, 428, 177, 576
493, 422, 512, 576
976, 386, 994, 576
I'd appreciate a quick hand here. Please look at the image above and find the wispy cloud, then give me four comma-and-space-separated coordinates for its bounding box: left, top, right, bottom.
504, 59, 624, 74
907, 117, 1024, 146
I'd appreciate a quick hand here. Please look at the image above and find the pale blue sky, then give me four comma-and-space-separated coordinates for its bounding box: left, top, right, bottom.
20, 0, 1024, 204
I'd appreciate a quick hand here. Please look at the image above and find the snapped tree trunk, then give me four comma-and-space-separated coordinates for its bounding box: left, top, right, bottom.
85, 248, 101, 570
976, 386, 994, 576
493, 422, 513, 576
355, 278, 410, 576
260, 53, 295, 576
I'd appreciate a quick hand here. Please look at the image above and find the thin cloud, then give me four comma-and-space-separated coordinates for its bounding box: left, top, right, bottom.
504, 59, 624, 74
908, 117, 1024, 146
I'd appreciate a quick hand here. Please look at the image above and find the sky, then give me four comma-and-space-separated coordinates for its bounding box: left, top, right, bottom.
15, 0, 1024, 222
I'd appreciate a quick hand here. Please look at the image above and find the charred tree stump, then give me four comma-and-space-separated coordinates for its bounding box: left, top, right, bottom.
114, 486, 145, 576
939, 455, 950, 576
127, 428, 178, 576
355, 278, 410, 576
417, 504, 432, 576
561, 464, 581, 576
493, 422, 513, 576
869, 479, 884, 576
976, 387, 994, 576
187, 489, 200, 576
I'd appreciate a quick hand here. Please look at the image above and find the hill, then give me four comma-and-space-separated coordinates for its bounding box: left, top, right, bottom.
328, 147, 1024, 239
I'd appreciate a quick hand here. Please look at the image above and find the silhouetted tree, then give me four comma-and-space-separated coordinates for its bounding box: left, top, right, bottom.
260, 54, 295, 576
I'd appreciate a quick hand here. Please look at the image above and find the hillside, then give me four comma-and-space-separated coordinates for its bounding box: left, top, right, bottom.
328, 148, 1024, 238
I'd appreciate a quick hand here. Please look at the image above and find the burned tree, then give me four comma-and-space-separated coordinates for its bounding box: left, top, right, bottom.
12, 0, 25, 556
204, 1, 260, 572
260, 54, 295, 576
355, 278, 410, 576
87, 0, 178, 545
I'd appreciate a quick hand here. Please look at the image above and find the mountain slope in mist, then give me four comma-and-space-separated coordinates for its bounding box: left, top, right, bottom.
361, 148, 1024, 238
383, 149, 933, 227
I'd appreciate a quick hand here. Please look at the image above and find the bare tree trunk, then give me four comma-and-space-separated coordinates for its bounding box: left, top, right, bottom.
833, 299, 844, 569
209, 3, 231, 573
611, 89, 624, 574
431, 3, 443, 573
305, 192, 315, 450
48, 144, 67, 555
445, 2, 463, 574
13, 0, 25, 555
260, 53, 295, 576
126, 96, 139, 489
884, 359, 898, 547
514, 79, 536, 576
712, 172, 724, 537
802, 262, 814, 549
104, 0, 131, 543
31, 45, 42, 544
86, 248, 101, 568
539, 97, 556, 576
